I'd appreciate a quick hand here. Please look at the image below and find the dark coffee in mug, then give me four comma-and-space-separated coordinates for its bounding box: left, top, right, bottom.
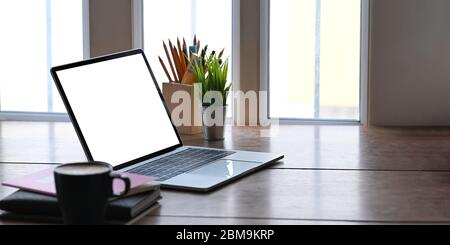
54, 162, 130, 225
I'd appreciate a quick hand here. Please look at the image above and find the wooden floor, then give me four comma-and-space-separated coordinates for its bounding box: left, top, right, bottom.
1, 121, 450, 224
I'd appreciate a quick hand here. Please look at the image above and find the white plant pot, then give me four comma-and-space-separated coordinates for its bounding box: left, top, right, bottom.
202, 106, 227, 141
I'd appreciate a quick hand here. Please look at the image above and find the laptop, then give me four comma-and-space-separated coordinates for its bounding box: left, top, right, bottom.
50, 49, 284, 192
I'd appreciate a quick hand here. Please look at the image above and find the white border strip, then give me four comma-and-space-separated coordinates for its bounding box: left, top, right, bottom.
260, 0, 269, 93
360, 0, 370, 126
132, 0, 144, 49
0, 112, 70, 122
82, 0, 90, 59
232, 0, 241, 122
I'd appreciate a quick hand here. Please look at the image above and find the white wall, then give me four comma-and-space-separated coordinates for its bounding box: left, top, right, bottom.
369, 0, 450, 126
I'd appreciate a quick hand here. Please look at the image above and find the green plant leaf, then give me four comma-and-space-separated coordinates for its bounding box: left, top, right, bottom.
191, 49, 231, 106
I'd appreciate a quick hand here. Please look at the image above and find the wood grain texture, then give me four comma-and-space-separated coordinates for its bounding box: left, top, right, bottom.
0, 122, 85, 163
1, 122, 450, 171
183, 126, 450, 171
2, 164, 450, 224
154, 169, 450, 223
1, 122, 450, 224
136, 216, 390, 225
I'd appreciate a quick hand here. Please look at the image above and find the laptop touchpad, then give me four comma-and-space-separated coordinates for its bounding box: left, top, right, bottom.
162, 160, 262, 189
187, 160, 261, 178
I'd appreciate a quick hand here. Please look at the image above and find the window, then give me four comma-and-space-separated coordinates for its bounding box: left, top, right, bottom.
142, 0, 232, 88
0, 0, 84, 114
269, 0, 362, 121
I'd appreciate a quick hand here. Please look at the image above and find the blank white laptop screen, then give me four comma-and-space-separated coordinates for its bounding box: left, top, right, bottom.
54, 53, 180, 167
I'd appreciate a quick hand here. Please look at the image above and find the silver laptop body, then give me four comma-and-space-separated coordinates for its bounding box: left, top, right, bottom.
51, 49, 283, 192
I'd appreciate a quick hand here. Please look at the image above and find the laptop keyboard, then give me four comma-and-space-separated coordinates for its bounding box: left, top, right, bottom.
127, 148, 235, 181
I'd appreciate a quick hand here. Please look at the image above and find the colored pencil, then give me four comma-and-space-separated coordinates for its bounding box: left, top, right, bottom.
158, 56, 173, 83
170, 43, 183, 82
183, 38, 189, 65
177, 38, 187, 74
163, 41, 178, 83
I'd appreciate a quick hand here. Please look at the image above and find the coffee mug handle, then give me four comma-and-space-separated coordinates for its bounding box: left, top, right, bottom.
110, 173, 131, 198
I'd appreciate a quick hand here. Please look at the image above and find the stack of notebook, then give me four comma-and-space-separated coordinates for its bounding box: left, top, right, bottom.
0, 168, 161, 225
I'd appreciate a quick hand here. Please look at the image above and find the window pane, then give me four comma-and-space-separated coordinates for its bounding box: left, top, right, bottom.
0, 1, 47, 112
143, 0, 232, 116
143, 0, 191, 87
319, 0, 360, 120
193, 0, 232, 111
270, 0, 316, 118
143, 0, 232, 88
51, 0, 84, 113
270, 0, 361, 121
195, 0, 232, 70
0, 0, 83, 113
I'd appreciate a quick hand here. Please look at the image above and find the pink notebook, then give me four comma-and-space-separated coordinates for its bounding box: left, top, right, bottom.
2, 167, 156, 196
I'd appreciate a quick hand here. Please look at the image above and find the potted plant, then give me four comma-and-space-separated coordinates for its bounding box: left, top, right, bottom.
192, 50, 231, 141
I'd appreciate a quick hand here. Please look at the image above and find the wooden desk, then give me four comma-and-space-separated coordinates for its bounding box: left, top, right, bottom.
1, 122, 450, 224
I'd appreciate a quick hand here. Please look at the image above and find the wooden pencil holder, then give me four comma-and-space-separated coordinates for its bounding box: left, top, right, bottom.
162, 82, 203, 135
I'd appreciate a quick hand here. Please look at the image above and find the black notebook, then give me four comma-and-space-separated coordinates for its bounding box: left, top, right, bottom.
0, 189, 161, 222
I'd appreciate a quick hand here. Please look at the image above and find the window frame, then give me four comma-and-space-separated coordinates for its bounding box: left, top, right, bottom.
261, 0, 369, 125
0, 0, 90, 122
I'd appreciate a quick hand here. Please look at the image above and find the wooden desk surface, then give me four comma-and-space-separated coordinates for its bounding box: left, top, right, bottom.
1, 122, 450, 225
